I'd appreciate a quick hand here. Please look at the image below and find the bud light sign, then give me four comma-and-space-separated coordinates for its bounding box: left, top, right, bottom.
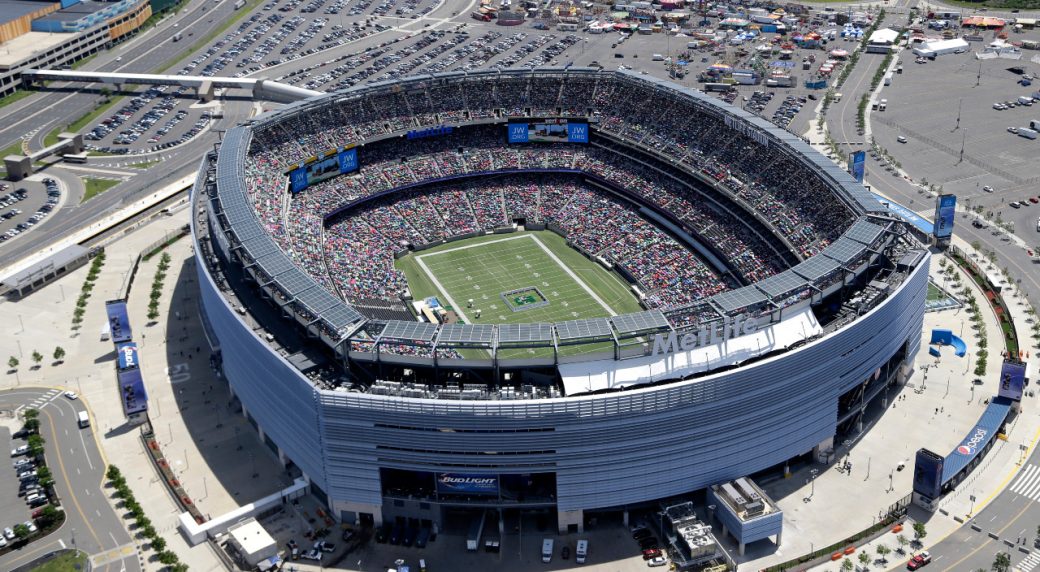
116, 342, 138, 371
436, 473, 499, 495
956, 427, 988, 456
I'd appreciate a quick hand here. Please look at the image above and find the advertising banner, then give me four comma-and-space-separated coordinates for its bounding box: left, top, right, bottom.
288, 147, 359, 193
849, 150, 866, 183
436, 473, 499, 495
117, 368, 148, 415
508, 120, 589, 144
933, 194, 956, 239
105, 299, 133, 344
289, 166, 308, 193
116, 342, 139, 371
912, 448, 944, 499
998, 359, 1027, 401
337, 147, 358, 174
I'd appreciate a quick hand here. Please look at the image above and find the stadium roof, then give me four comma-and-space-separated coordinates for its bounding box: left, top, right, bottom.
379, 320, 438, 342
755, 270, 808, 300
0, 0, 54, 27
821, 236, 867, 265
712, 286, 768, 314
845, 219, 887, 245
792, 255, 841, 283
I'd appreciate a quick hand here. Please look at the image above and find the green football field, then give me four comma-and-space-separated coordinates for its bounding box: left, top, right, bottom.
396, 231, 643, 340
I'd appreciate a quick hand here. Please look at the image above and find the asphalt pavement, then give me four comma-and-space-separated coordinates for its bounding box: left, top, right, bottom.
0, 388, 137, 572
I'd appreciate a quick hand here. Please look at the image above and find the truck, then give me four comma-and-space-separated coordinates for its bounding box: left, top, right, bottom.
1019, 96, 1034, 106
172, 32, 183, 42
77, 410, 90, 428
575, 539, 588, 564
100, 321, 111, 341
466, 511, 487, 551
541, 538, 554, 563
1029, 119, 1040, 131
1018, 128, 1038, 139
878, 99, 887, 111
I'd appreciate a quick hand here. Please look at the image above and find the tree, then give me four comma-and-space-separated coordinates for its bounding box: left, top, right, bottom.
13, 523, 30, 540
877, 544, 891, 563
23, 408, 38, 420
27, 434, 45, 458
170, 564, 189, 572
993, 551, 1011, 572
107, 465, 122, 481
52, 347, 65, 363
841, 557, 854, 572
150, 536, 167, 552
39, 505, 59, 527
858, 551, 870, 568
31, 350, 43, 368
896, 534, 909, 554
7, 356, 17, 370
157, 550, 179, 565
23, 418, 39, 434
913, 522, 927, 544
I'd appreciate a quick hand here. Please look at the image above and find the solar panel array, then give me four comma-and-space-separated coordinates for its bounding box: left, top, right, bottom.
611, 310, 669, 334
712, 286, 768, 314
556, 318, 614, 341
755, 270, 809, 300
380, 320, 439, 342
792, 255, 840, 282
498, 323, 554, 344
438, 323, 495, 344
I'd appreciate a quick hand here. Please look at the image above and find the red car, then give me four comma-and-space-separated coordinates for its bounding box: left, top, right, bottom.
907, 551, 931, 570
642, 548, 662, 560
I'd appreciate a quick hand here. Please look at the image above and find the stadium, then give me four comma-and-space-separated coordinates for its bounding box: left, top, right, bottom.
191, 68, 929, 542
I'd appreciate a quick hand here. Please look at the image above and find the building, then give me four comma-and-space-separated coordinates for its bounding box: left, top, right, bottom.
192, 69, 929, 534
865, 27, 900, 53
226, 518, 278, 567
0, 0, 151, 98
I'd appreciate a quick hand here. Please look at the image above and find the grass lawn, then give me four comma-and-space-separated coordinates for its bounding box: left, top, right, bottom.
81, 178, 120, 203
396, 231, 643, 358
926, 281, 945, 303
30, 550, 88, 572
0, 89, 36, 110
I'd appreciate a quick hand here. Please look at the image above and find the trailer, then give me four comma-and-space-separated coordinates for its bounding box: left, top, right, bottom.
1018, 128, 1038, 139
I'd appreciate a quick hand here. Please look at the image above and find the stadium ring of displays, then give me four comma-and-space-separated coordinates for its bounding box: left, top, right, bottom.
192, 68, 930, 530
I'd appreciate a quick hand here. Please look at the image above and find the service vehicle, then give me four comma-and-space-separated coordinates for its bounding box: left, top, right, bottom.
541, 538, 554, 563
576, 539, 588, 564
907, 551, 931, 570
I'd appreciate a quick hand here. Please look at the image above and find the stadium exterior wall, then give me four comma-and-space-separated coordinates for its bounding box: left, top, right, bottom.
195, 222, 927, 519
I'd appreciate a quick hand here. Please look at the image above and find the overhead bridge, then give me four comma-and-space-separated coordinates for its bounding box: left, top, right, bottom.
22, 69, 322, 104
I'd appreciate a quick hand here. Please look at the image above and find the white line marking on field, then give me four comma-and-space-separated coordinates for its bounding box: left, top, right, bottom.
527, 235, 616, 316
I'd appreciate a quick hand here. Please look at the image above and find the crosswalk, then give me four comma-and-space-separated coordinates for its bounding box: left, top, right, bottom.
19, 389, 62, 413
1016, 550, 1040, 572
1010, 464, 1040, 502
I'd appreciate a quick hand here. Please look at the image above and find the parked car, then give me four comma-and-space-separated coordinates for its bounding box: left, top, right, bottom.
301, 549, 322, 562
648, 555, 667, 567
907, 551, 932, 570
11, 445, 29, 457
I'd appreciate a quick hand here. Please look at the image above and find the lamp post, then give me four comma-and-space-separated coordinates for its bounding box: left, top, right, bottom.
809, 468, 819, 499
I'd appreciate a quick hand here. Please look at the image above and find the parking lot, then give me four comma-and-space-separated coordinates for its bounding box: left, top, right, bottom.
0, 178, 60, 246
0, 426, 40, 549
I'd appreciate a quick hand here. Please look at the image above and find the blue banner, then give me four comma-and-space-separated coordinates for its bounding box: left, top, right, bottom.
912, 448, 944, 499
933, 194, 956, 239
118, 368, 148, 416
289, 166, 308, 193
998, 359, 1026, 401
116, 342, 139, 371
105, 300, 133, 344
508, 123, 529, 143
567, 122, 589, 143
850, 150, 865, 183
337, 147, 358, 174
436, 473, 499, 495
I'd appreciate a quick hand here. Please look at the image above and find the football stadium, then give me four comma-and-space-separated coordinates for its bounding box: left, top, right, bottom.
192, 68, 929, 541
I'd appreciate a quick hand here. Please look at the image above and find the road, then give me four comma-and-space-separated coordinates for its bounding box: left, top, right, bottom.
927, 439, 1040, 572
0, 388, 137, 572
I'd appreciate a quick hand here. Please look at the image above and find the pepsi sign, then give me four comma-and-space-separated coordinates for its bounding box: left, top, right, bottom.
436, 473, 499, 495
956, 427, 988, 456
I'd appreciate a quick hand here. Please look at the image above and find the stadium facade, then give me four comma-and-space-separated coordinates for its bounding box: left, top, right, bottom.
191, 68, 929, 533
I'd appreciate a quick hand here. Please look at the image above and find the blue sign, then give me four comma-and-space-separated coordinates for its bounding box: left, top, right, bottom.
289, 166, 308, 193
508, 123, 529, 143
850, 150, 866, 183
337, 147, 358, 174
436, 473, 499, 495
874, 195, 933, 234
118, 368, 148, 416
406, 125, 454, 140
105, 300, 133, 344
116, 342, 138, 371
912, 448, 944, 499
567, 122, 589, 143
934, 194, 956, 239
998, 359, 1026, 401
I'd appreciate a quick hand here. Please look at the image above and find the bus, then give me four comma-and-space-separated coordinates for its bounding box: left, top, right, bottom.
77, 411, 90, 428
703, 82, 733, 92
63, 153, 88, 164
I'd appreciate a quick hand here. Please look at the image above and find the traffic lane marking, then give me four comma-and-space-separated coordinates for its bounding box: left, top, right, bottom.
42, 407, 104, 550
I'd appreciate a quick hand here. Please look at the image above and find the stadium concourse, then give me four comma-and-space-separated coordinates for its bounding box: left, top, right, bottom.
194, 68, 930, 549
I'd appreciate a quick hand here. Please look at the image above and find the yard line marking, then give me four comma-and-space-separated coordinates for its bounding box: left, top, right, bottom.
415, 233, 531, 259
528, 235, 616, 316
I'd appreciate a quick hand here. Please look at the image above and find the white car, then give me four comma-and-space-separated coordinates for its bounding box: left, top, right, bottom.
64, 391, 78, 400
301, 549, 322, 561
2, 527, 13, 540
10, 445, 29, 457
982, 185, 994, 193
23, 521, 37, 533
647, 555, 667, 567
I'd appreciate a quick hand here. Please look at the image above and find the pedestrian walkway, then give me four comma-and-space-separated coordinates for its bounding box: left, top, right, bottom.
1016, 550, 1040, 572
1010, 464, 1040, 503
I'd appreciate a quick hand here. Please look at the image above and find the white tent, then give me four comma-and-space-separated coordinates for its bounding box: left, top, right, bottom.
918, 38, 969, 56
